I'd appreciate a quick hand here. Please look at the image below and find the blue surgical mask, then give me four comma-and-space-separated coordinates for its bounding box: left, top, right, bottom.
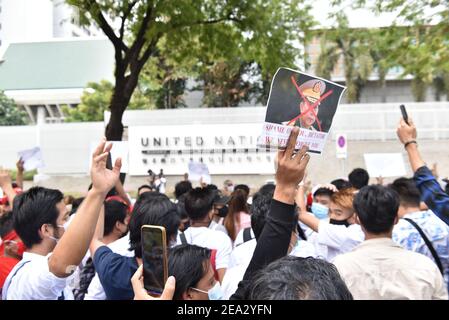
311, 202, 329, 220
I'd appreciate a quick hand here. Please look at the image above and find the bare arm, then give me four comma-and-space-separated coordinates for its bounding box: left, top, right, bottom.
114, 179, 131, 206
49, 139, 121, 278
0, 169, 16, 208
397, 118, 425, 172
89, 204, 106, 258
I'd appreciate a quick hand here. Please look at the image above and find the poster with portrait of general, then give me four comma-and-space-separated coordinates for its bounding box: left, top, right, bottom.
257, 67, 346, 154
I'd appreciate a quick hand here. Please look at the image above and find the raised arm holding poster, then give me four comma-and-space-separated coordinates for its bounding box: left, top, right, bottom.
257, 67, 346, 154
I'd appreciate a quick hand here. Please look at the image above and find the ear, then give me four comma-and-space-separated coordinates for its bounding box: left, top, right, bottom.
182, 290, 193, 300
39, 223, 51, 239
354, 213, 361, 225
393, 215, 399, 225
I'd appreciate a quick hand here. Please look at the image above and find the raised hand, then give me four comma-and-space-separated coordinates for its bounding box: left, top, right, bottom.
131, 265, 175, 300
397, 118, 417, 145
90, 139, 122, 195
0, 168, 12, 188
16, 159, 25, 173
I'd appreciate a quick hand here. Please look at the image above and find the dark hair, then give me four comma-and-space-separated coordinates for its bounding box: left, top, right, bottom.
348, 168, 370, 190
204, 184, 218, 191
331, 179, 352, 191
234, 184, 250, 198
174, 181, 193, 199
129, 192, 180, 258
168, 244, 211, 300
0, 211, 14, 238
389, 177, 421, 208
250, 190, 273, 240
249, 256, 353, 300
12, 187, 64, 248
313, 187, 334, 198
176, 193, 189, 220
138, 184, 154, 194
70, 197, 85, 215
184, 187, 215, 221
224, 189, 250, 241
258, 183, 276, 195
104, 200, 128, 236
353, 185, 399, 234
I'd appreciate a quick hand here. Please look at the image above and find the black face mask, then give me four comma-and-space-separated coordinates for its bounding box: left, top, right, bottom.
217, 206, 229, 218
329, 219, 350, 227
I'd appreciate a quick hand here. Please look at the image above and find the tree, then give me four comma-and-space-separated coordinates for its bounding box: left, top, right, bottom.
66, 0, 315, 139
0, 91, 27, 126
63, 80, 151, 122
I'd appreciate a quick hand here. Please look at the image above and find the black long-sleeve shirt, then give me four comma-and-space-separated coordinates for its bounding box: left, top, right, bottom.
230, 199, 296, 300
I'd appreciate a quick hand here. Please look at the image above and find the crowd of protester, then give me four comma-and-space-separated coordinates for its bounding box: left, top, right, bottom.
1, 116, 449, 300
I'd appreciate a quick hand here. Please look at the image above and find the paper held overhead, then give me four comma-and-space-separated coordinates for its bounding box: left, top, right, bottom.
363, 153, 407, 178
17, 147, 45, 171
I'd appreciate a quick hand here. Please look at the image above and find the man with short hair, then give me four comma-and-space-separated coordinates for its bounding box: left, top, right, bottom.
333, 185, 448, 299
348, 168, 370, 190
176, 187, 233, 283
174, 180, 193, 200
2, 140, 122, 300
390, 177, 449, 289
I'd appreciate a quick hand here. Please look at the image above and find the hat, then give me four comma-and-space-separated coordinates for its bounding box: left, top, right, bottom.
299, 79, 326, 104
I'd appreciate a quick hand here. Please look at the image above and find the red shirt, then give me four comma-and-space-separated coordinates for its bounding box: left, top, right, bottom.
0, 256, 20, 288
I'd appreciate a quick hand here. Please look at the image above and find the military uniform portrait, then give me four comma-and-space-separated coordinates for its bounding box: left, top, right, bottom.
264, 68, 346, 133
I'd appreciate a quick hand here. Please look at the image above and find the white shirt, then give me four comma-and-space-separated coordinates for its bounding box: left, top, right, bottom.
84, 233, 133, 300
222, 238, 317, 299
209, 220, 229, 236
233, 227, 255, 247
334, 238, 448, 300
316, 221, 365, 262
176, 226, 232, 270
2, 252, 75, 300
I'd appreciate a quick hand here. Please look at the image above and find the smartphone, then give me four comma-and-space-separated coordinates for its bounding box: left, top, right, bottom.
400, 104, 409, 125
141, 225, 168, 295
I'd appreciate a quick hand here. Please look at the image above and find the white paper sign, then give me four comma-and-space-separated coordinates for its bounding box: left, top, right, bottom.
188, 161, 210, 182
363, 153, 407, 178
18, 147, 45, 171
89, 141, 129, 173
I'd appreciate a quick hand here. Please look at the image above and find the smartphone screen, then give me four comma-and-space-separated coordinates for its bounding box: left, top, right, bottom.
141, 225, 168, 295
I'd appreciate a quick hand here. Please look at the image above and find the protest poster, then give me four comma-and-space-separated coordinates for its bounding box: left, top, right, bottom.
188, 161, 210, 182
17, 147, 45, 171
258, 67, 346, 154
363, 153, 407, 178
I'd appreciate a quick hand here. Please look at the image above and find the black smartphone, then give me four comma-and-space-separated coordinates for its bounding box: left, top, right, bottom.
400, 104, 409, 125
141, 225, 168, 295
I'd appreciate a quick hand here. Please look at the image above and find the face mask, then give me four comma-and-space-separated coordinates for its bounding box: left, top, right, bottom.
192, 282, 223, 300
311, 202, 329, 220
227, 185, 234, 193
329, 219, 350, 227
48, 224, 66, 243
217, 206, 228, 218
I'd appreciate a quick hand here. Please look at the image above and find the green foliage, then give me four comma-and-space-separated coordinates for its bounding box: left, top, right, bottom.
0, 91, 27, 125
63, 80, 154, 122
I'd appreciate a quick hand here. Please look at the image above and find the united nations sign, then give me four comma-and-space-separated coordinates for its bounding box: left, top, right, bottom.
128, 123, 276, 175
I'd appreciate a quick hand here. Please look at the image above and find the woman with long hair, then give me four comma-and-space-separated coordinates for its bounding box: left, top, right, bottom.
224, 189, 251, 242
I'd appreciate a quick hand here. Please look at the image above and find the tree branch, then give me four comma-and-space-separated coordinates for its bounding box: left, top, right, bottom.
171, 12, 243, 29
88, 0, 128, 57
119, 1, 138, 41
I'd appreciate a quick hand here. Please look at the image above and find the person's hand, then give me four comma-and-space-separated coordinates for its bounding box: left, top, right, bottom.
396, 118, 417, 145
319, 183, 338, 193
275, 128, 310, 204
431, 163, 439, 180
131, 265, 175, 300
16, 159, 25, 173
90, 139, 121, 195
0, 168, 12, 188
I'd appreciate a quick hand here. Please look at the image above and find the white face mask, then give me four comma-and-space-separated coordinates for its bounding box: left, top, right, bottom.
48, 224, 66, 243
227, 185, 234, 192
191, 282, 223, 300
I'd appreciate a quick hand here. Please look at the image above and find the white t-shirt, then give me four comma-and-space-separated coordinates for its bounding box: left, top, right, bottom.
228, 238, 257, 269
233, 227, 255, 247
84, 233, 133, 300
2, 252, 75, 300
317, 221, 365, 262
209, 220, 229, 236
176, 226, 232, 270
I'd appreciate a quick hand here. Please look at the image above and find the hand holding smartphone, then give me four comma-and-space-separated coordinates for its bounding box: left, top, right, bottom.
141, 225, 168, 295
